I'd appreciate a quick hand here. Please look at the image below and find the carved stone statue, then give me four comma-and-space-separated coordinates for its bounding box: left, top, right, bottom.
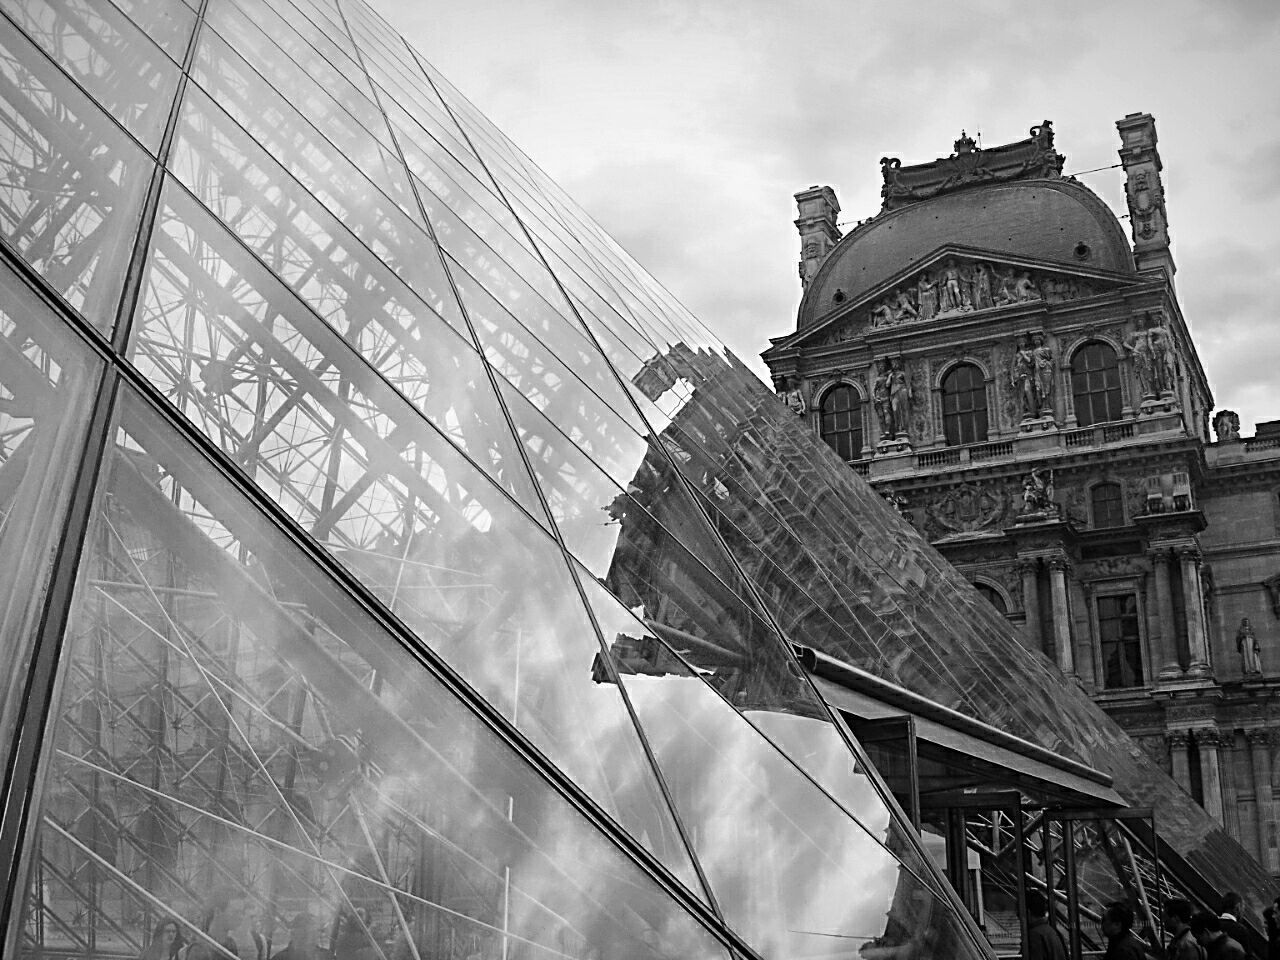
1123, 329, 1158, 400
1012, 271, 1038, 302
872, 359, 894, 440
776, 377, 806, 416
870, 300, 894, 328
1237, 617, 1263, 676
1147, 322, 1176, 396
889, 358, 911, 439
891, 288, 918, 322
939, 261, 963, 314
1032, 333, 1055, 416
1012, 336, 1037, 420
995, 268, 1019, 305
1021, 466, 1058, 516
917, 272, 939, 320
1213, 409, 1242, 442
972, 262, 993, 310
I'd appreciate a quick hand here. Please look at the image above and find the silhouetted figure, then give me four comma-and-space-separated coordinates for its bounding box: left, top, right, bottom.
1101, 902, 1148, 960
1192, 912, 1246, 960
1025, 891, 1067, 960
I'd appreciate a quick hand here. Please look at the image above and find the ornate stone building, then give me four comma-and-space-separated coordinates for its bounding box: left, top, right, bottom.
764, 114, 1280, 874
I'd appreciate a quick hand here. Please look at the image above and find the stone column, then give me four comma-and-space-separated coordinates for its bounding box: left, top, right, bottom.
1248, 728, 1277, 872
1194, 728, 1225, 824
1047, 556, 1075, 677
1148, 548, 1181, 679
1179, 546, 1212, 677
1017, 558, 1042, 653
1168, 730, 1192, 794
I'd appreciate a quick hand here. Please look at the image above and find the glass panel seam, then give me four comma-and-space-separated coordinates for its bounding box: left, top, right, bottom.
155, 171, 564, 552
115, 293, 762, 958
416, 71, 988, 939
412, 46, 984, 944
108, 0, 210, 353
327, 1, 737, 941
0, 368, 119, 958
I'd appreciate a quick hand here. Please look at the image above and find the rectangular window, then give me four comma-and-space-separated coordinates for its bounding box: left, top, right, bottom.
1098, 593, 1144, 689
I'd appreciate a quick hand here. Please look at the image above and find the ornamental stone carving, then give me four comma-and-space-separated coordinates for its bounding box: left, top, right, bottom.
1237, 617, 1263, 676
1212, 409, 1241, 442
1246, 727, 1272, 747
862, 259, 1099, 332
1166, 730, 1191, 750
1123, 315, 1177, 401
926, 483, 1007, 536
1019, 466, 1059, 518
1011, 332, 1056, 421
774, 376, 807, 416
872, 357, 913, 442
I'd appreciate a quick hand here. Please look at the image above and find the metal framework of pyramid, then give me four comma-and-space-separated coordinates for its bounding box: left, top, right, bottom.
0, 2, 1268, 960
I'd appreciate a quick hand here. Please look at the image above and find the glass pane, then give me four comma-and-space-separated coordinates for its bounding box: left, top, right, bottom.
0, 260, 102, 789
132, 178, 542, 521
583, 578, 989, 960
0, 21, 152, 331
108, 0, 196, 61
127, 184, 707, 895
11, 386, 730, 960
0, 0, 182, 152
189, 30, 431, 284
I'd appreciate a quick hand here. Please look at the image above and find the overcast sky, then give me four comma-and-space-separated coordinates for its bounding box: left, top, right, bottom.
373, 0, 1280, 435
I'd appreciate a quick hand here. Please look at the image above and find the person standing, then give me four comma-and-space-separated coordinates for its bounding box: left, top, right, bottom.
1263, 894, 1280, 960
1025, 891, 1067, 960
1163, 900, 1204, 960
1101, 902, 1149, 960
1192, 912, 1246, 960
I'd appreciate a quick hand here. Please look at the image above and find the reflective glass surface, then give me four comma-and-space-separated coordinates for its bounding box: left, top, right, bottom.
0, 20, 151, 330
0, 0, 182, 152
0, 0, 1072, 955
14, 386, 727, 960
0, 259, 102, 792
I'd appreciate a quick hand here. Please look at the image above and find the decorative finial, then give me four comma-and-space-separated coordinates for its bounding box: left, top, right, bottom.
954, 130, 977, 154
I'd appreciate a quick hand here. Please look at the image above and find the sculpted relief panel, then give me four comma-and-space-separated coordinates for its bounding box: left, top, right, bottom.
867, 259, 1098, 331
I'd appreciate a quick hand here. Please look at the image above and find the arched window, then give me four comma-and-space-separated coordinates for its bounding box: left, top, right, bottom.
819, 385, 863, 461
975, 582, 1008, 615
941, 364, 988, 446
1091, 482, 1125, 528
1071, 341, 1123, 426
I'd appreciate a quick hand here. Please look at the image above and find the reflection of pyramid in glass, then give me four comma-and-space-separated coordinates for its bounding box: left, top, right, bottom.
0, 1, 1263, 959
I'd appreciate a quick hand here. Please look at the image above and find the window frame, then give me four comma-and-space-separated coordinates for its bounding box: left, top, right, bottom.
940, 363, 989, 447
1089, 481, 1126, 529
1070, 341, 1123, 427
1089, 583, 1148, 691
818, 382, 865, 462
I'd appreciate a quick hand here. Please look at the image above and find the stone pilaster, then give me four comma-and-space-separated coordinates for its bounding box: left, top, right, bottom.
1193, 727, 1225, 824
1167, 730, 1192, 794
1147, 547, 1181, 679
1017, 557, 1042, 653
1248, 728, 1278, 872
1179, 546, 1212, 678
1047, 555, 1075, 677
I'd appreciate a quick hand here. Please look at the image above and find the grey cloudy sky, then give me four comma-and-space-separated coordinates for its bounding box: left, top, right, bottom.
374, 0, 1280, 434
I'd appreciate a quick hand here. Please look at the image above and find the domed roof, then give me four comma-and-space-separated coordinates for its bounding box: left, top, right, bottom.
799, 178, 1133, 329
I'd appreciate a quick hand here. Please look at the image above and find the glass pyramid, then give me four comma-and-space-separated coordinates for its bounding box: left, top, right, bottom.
10, 0, 1262, 958
0, 2, 994, 957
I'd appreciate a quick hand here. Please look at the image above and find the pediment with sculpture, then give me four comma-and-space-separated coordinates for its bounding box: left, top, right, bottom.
811, 254, 1131, 346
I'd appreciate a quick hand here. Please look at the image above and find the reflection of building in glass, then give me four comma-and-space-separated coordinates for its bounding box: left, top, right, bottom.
767, 116, 1280, 937
0, 4, 1269, 960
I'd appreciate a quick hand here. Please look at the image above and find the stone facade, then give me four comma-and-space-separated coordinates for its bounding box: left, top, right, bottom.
764, 113, 1280, 875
